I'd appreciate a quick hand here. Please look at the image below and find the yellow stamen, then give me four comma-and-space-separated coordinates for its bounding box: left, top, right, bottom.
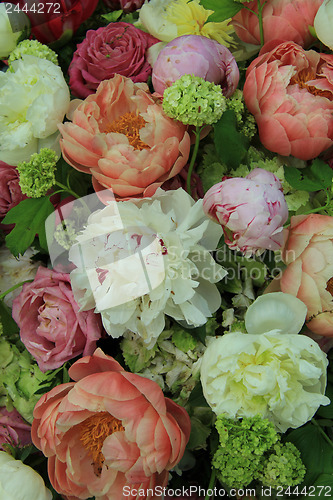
291, 68, 333, 100
104, 112, 149, 150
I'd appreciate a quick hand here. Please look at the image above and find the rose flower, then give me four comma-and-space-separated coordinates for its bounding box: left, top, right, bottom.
0, 161, 27, 223
59, 74, 191, 200
0, 407, 31, 451
243, 40, 333, 160
31, 349, 190, 500
69, 22, 159, 99
12, 266, 103, 372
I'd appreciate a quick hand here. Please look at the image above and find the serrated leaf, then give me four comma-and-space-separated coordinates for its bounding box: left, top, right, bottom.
214, 109, 249, 169
200, 0, 243, 22
2, 197, 54, 257
284, 160, 333, 192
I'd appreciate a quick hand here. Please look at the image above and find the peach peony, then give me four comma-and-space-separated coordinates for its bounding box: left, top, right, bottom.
31, 349, 190, 500
243, 41, 333, 160
59, 74, 191, 200
232, 0, 323, 48
270, 214, 333, 337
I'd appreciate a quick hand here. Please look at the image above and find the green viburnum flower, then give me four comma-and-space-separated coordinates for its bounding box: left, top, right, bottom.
162, 74, 226, 126
212, 415, 306, 489
225, 89, 256, 139
8, 40, 58, 70
121, 324, 210, 404
54, 219, 79, 250
17, 148, 58, 198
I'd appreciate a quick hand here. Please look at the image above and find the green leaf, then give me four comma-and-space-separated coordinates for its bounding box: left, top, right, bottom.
187, 416, 211, 450
317, 383, 333, 419
2, 197, 54, 257
188, 381, 209, 408
284, 159, 333, 192
214, 110, 249, 169
285, 422, 333, 487
102, 10, 122, 22
0, 300, 19, 335
200, 0, 243, 22
312, 474, 333, 499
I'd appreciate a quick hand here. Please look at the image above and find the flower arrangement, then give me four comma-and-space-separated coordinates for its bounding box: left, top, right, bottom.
1, 1, 333, 500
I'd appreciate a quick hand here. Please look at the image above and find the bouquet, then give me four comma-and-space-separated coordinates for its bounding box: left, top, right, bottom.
0, 1, 333, 499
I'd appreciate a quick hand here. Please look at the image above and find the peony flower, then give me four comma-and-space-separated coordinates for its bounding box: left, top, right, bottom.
243, 41, 333, 160
139, 0, 235, 47
69, 22, 159, 99
12, 266, 103, 372
0, 55, 70, 165
0, 162, 27, 224
232, 0, 324, 48
200, 292, 330, 432
0, 451, 52, 500
273, 214, 333, 337
151, 35, 239, 96
314, 0, 333, 51
0, 3, 30, 59
0, 247, 41, 308
203, 168, 288, 254
69, 188, 225, 345
31, 348, 190, 500
59, 74, 190, 200
0, 407, 31, 451
10, 0, 99, 45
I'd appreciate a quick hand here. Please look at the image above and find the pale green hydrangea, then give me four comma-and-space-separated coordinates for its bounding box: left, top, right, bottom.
8, 40, 58, 69
17, 148, 57, 198
121, 326, 208, 404
162, 74, 226, 126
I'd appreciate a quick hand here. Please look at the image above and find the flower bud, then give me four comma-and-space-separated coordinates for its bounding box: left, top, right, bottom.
0, 3, 30, 59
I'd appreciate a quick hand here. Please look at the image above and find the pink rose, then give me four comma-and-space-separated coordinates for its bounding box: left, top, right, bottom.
0, 161, 26, 223
59, 74, 191, 200
278, 214, 333, 337
243, 40, 333, 160
12, 266, 103, 372
232, 0, 323, 48
203, 168, 288, 254
0, 407, 31, 451
152, 35, 239, 96
69, 22, 159, 99
102, 0, 145, 13
31, 349, 190, 500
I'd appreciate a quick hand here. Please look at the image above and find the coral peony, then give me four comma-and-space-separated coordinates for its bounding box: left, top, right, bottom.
203, 168, 288, 254
69, 22, 159, 99
277, 214, 333, 337
232, 0, 323, 48
152, 35, 239, 96
12, 266, 103, 372
59, 74, 190, 199
31, 348, 190, 500
0, 408, 31, 451
243, 40, 333, 160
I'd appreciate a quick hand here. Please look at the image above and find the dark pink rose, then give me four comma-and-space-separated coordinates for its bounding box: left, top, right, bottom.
0, 161, 26, 222
0, 407, 31, 451
12, 266, 103, 372
102, 0, 145, 12
69, 22, 159, 98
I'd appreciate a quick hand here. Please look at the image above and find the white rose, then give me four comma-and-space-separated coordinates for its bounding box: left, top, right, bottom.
0, 55, 70, 165
0, 451, 52, 500
314, 0, 333, 50
0, 4, 30, 59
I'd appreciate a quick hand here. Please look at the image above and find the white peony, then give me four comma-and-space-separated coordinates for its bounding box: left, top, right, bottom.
69, 188, 225, 345
0, 451, 52, 500
0, 55, 70, 165
0, 4, 30, 59
314, 0, 333, 51
201, 292, 330, 432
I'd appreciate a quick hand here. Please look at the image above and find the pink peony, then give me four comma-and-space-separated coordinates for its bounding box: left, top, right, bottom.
232, 0, 323, 48
12, 266, 103, 372
69, 22, 159, 99
243, 40, 333, 160
0, 407, 31, 451
203, 168, 288, 254
278, 214, 333, 337
31, 348, 190, 500
152, 35, 239, 96
59, 74, 191, 200
0, 161, 26, 223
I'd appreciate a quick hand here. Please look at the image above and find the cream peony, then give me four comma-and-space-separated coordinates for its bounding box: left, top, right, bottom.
0, 55, 70, 165
69, 188, 225, 345
314, 0, 333, 51
0, 451, 52, 500
200, 292, 329, 432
